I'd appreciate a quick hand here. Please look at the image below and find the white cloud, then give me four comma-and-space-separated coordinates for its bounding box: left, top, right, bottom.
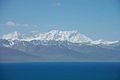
22, 24, 38, 28
6, 21, 16, 26
2, 21, 39, 28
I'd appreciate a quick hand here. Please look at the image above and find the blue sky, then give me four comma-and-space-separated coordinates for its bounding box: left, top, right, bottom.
0, 0, 120, 40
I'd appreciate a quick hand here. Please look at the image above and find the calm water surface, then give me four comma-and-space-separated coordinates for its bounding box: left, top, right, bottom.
0, 62, 120, 80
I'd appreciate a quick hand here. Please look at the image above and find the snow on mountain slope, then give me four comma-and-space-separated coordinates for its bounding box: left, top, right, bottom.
1, 30, 119, 45
2, 31, 22, 40
91, 40, 119, 45
24, 30, 92, 43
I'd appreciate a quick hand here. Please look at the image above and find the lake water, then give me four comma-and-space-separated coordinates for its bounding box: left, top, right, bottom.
0, 62, 120, 80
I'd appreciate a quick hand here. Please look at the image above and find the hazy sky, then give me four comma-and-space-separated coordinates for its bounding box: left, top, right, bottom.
0, 0, 120, 40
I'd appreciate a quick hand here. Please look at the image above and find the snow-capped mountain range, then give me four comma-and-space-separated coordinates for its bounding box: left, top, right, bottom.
0, 30, 120, 62
1, 30, 119, 45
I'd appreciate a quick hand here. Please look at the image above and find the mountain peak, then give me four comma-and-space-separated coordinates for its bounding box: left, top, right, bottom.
1, 30, 92, 43
0, 30, 119, 45
2, 31, 22, 40
39, 30, 92, 43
